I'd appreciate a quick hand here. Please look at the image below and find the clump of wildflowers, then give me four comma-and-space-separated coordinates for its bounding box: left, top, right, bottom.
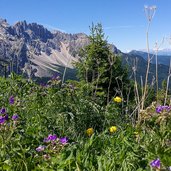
36, 134, 69, 160
86, 128, 94, 136
109, 126, 117, 133
156, 105, 171, 113
113, 96, 122, 103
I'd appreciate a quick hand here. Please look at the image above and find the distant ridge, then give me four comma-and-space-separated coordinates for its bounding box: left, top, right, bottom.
0, 18, 170, 87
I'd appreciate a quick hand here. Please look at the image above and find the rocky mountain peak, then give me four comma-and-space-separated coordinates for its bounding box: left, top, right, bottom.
0, 18, 121, 79
12, 21, 53, 42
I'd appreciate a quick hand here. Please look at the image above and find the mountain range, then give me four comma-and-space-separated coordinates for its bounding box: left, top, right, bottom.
129, 50, 171, 66
0, 18, 170, 87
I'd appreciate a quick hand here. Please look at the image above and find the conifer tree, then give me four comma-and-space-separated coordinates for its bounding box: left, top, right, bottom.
76, 23, 132, 104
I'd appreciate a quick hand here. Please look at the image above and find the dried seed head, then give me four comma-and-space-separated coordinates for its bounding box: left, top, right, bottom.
144, 5, 157, 22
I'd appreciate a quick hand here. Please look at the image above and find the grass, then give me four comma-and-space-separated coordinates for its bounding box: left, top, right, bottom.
0, 74, 171, 171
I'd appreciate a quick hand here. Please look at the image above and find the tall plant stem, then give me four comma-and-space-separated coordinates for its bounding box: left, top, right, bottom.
107, 66, 113, 104
62, 50, 72, 85
141, 22, 151, 110
164, 59, 171, 106
155, 50, 159, 103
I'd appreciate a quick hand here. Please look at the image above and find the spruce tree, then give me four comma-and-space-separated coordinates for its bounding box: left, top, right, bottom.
76, 23, 132, 104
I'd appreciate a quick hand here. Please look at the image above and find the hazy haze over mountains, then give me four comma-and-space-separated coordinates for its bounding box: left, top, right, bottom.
129, 50, 171, 66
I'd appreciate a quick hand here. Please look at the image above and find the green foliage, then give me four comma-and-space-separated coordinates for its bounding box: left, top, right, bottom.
0, 20, 170, 170
0, 75, 170, 170
75, 23, 133, 105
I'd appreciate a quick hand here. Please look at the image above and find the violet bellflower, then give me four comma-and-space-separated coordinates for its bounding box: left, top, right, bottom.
12, 114, 19, 121
0, 108, 6, 114
156, 105, 171, 113
156, 106, 162, 113
150, 158, 160, 169
60, 137, 68, 144
0, 116, 6, 124
44, 134, 57, 142
9, 96, 15, 105
4, 114, 8, 120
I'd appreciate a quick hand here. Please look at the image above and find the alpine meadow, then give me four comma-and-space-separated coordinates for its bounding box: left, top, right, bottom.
0, 1, 171, 171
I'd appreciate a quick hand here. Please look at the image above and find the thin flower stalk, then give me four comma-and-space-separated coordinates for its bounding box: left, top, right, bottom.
141, 5, 157, 110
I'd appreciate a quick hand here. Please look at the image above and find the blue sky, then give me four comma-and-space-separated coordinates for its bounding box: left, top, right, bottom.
0, 0, 171, 52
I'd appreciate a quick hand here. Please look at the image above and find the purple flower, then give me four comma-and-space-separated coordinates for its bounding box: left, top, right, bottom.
169, 166, 171, 171
162, 106, 171, 111
9, 96, 15, 105
156, 106, 162, 113
150, 158, 160, 169
4, 114, 9, 120
156, 105, 171, 113
12, 114, 19, 121
36, 145, 45, 152
0, 116, 5, 124
0, 108, 6, 114
44, 134, 57, 142
60, 137, 68, 144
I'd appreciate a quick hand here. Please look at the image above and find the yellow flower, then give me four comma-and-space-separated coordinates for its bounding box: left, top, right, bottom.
134, 132, 140, 141
134, 132, 139, 135
86, 128, 94, 136
109, 126, 117, 133
113, 96, 122, 103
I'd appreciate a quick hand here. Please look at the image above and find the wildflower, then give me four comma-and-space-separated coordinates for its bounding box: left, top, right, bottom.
86, 128, 94, 136
60, 137, 68, 144
36, 145, 45, 152
150, 158, 160, 170
168, 166, 171, 171
0, 116, 5, 124
12, 114, 19, 121
4, 114, 9, 121
9, 96, 15, 105
134, 132, 139, 135
113, 96, 122, 103
162, 106, 171, 111
156, 106, 162, 113
134, 132, 139, 138
44, 134, 57, 142
109, 126, 117, 133
0, 108, 6, 114
156, 105, 171, 113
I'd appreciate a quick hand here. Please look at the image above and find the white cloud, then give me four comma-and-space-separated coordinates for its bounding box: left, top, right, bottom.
40, 23, 66, 33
